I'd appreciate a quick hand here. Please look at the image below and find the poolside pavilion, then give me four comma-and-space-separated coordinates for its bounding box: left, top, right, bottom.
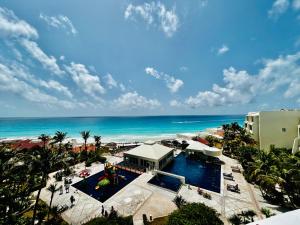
184, 139, 221, 157
123, 141, 174, 170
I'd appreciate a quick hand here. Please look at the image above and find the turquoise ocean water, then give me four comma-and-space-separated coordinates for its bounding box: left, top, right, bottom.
0, 115, 245, 142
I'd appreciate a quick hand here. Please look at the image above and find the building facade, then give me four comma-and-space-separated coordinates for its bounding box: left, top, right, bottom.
123, 142, 174, 170
245, 110, 300, 153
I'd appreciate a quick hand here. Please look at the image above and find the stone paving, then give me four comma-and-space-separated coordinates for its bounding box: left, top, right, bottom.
38, 154, 276, 225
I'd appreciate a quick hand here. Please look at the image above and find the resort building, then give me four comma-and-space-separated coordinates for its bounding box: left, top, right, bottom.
245, 110, 300, 152
184, 139, 221, 157
123, 141, 174, 170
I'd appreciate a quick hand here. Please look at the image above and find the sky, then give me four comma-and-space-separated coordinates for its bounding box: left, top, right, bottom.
0, 0, 300, 117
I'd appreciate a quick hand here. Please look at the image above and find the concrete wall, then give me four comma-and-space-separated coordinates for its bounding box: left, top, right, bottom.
252, 111, 300, 151
245, 114, 259, 142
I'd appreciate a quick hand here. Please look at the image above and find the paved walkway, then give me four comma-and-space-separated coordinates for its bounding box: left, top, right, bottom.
178, 155, 264, 224
38, 154, 279, 225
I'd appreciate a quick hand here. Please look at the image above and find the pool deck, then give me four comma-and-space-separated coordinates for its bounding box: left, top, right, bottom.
38, 153, 284, 225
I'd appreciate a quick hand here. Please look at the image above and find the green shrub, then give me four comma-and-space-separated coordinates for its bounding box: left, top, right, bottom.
98, 156, 107, 163
83, 215, 133, 225
167, 203, 223, 225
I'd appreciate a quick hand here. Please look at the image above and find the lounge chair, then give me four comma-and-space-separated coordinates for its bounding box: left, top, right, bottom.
197, 187, 203, 195
224, 176, 234, 181
227, 184, 240, 193
223, 172, 233, 177
232, 167, 241, 173
231, 165, 240, 169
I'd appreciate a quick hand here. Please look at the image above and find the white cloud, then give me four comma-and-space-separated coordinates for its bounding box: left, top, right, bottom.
119, 83, 126, 92
169, 99, 182, 107
6, 62, 72, 98
105, 73, 118, 89
186, 52, 300, 107
145, 67, 184, 93
268, 0, 289, 19
113, 91, 160, 109
20, 39, 64, 76
65, 62, 105, 99
0, 7, 38, 39
0, 63, 76, 109
293, 0, 300, 10
104, 73, 126, 92
39, 13, 77, 35
179, 66, 188, 72
217, 44, 229, 55
125, 2, 179, 37
38, 80, 73, 98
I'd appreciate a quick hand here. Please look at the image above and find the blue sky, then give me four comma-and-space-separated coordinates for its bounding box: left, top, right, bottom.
0, 0, 300, 117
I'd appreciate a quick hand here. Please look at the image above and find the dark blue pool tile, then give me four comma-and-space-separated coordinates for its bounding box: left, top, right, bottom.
148, 174, 181, 192
72, 169, 140, 203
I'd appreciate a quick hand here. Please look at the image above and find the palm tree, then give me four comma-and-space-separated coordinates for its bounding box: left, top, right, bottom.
47, 183, 58, 221
52, 131, 67, 152
228, 214, 242, 225
261, 207, 275, 218
173, 195, 186, 209
38, 134, 50, 150
81, 131, 90, 152
94, 135, 101, 151
241, 209, 256, 223
31, 146, 64, 225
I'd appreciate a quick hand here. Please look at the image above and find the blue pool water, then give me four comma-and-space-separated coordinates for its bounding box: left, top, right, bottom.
149, 153, 221, 193
148, 174, 182, 192
72, 169, 140, 203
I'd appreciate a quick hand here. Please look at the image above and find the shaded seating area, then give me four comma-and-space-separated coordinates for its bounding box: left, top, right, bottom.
227, 184, 240, 193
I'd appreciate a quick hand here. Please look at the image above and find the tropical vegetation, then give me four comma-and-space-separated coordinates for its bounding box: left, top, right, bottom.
228, 209, 256, 225
223, 122, 300, 209
0, 130, 105, 225
167, 203, 223, 225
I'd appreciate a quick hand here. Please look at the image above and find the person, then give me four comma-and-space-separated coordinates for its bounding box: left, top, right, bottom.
101, 205, 104, 216
59, 185, 63, 195
70, 195, 75, 207
65, 184, 70, 193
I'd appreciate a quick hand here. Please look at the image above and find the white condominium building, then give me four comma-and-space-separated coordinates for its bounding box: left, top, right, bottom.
244, 110, 300, 153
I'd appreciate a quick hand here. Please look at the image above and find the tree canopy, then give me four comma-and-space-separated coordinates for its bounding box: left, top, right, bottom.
167, 203, 223, 225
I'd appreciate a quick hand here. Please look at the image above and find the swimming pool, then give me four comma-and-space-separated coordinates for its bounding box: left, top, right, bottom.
149, 153, 221, 193
72, 169, 140, 203
148, 174, 182, 192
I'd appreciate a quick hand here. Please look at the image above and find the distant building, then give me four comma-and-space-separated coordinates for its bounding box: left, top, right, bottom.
11, 139, 44, 150
244, 110, 300, 153
123, 141, 174, 170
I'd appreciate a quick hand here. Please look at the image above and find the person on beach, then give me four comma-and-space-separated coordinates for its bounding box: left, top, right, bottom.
70, 195, 75, 207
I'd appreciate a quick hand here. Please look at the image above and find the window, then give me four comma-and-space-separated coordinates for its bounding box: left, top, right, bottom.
249, 125, 252, 131
282, 128, 286, 132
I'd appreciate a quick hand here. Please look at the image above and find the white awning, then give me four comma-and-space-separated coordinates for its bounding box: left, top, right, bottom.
185, 140, 221, 157
247, 209, 300, 225
124, 142, 174, 161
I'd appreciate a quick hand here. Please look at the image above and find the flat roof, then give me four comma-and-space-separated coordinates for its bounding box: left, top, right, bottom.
247, 209, 300, 225
124, 143, 173, 161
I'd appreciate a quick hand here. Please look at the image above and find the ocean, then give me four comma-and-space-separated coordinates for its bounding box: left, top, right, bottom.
0, 115, 245, 142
